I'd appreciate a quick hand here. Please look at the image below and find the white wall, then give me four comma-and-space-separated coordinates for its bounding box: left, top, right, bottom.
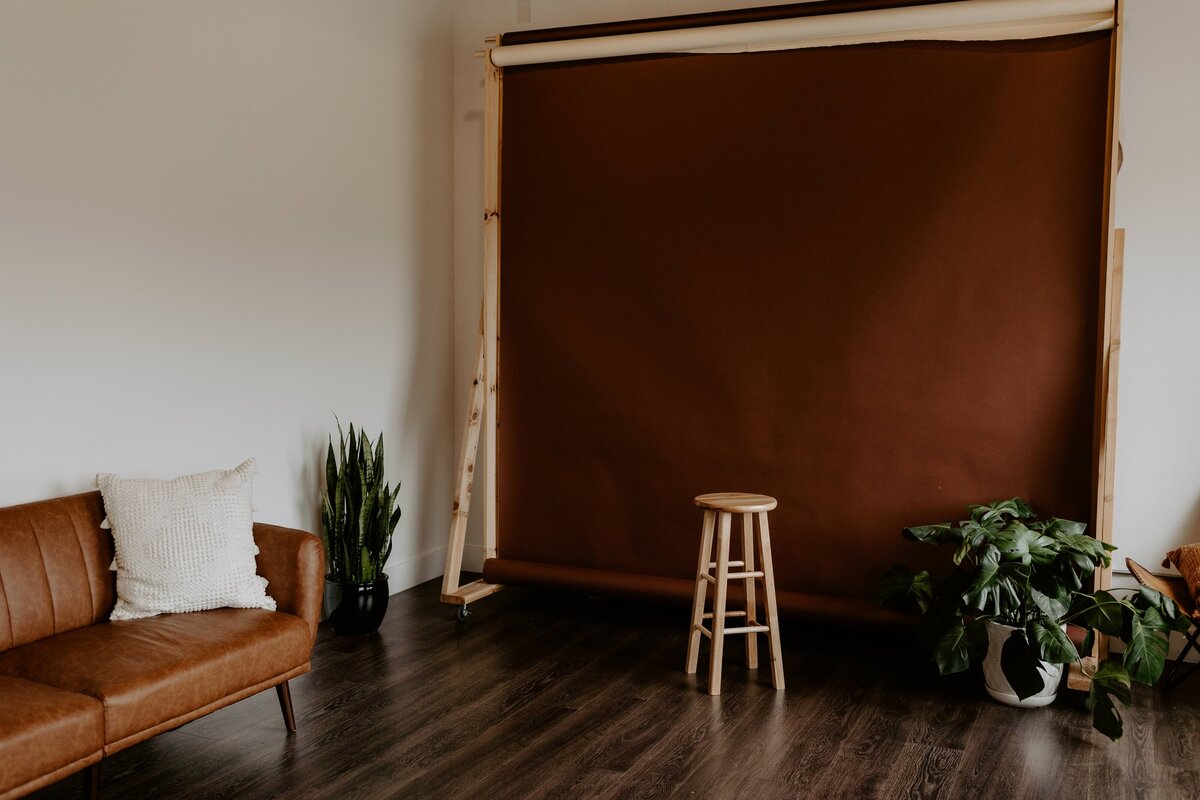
452, 0, 1200, 579
1110, 0, 1200, 575
0, 0, 456, 592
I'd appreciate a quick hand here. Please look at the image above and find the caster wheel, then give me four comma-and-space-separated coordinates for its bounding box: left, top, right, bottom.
457, 605, 470, 622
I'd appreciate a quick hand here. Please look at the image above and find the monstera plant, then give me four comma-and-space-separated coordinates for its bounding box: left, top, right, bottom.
320, 420, 401, 635
880, 498, 1188, 741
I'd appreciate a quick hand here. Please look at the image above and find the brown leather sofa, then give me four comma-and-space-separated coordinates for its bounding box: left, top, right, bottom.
0, 491, 324, 800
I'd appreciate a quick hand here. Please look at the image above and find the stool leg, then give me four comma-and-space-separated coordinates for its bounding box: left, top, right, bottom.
756, 511, 785, 691
742, 512, 758, 670
686, 510, 716, 674
709, 512, 733, 696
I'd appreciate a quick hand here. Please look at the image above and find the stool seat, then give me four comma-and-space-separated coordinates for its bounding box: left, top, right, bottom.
694, 492, 777, 513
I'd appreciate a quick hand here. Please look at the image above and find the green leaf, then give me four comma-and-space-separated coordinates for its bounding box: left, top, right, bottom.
1010, 498, 1036, 519
1029, 574, 1070, 620
994, 521, 1058, 566
1054, 558, 1086, 593
878, 565, 933, 613
994, 521, 1034, 564
1055, 529, 1098, 553
1000, 628, 1048, 701
1080, 627, 1095, 658
1052, 518, 1088, 536
903, 524, 957, 545
1123, 607, 1170, 685
966, 617, 989, 662
361, 544, 374, 582
360, 429, 373, 485
1133, 587, 1192, 634
959, 520, 990, 548
374, 432, 386, 485
934, 620, 974, 675
970, 498, 1036, 524
1082, 590, 1127, 637
953, 537, 972, 567
963, 545, 1002, 611
1056, 532, 1109, 571
325, 439, 337, 499
1089, 660, 1132, 742
1029, 619, 1077, 664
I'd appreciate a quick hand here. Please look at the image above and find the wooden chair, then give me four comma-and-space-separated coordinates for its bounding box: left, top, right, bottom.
685, 493, 785, 696
1127, 558, 1200, 692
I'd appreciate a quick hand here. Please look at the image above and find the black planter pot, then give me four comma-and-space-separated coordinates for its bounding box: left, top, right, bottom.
323, 575, 389, 636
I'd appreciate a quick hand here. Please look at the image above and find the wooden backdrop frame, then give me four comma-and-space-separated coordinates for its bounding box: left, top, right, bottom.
442, 2, 1126, 614
442, 58, 503, 608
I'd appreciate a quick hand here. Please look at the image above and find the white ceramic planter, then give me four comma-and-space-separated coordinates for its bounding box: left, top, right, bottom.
982, 621, 1063, 708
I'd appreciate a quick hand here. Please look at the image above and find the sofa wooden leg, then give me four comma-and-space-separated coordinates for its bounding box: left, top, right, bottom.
84, 761, 101, 800
276, 681, 297, 734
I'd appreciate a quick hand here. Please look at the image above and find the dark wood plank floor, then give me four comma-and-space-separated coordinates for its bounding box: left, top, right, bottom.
32, 577, 1200, 800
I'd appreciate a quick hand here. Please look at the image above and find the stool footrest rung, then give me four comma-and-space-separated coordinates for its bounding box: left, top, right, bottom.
694, 623, 769, 637
702, 610, 746, 620
699, 571, 764, 583
708, 560, 745, 569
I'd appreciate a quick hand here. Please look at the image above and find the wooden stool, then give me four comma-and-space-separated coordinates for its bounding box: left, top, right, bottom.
685, 493, 785, 695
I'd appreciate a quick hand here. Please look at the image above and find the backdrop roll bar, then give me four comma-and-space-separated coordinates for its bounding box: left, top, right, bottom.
489, 0, 1113, 67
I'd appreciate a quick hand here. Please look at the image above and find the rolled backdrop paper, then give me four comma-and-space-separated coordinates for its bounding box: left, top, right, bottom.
489, 0, 1114, 66
486, 2, 1114, 624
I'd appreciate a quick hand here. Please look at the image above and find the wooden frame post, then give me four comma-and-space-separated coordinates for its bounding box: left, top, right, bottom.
442, 49, 504, 609
1071, 227, 1123, 690
1071, 0, 1123, 685
441, 321, 486, 599
483, 55, 502, 562
1096, 227, 1125, 592
1092, 0, 1125, 594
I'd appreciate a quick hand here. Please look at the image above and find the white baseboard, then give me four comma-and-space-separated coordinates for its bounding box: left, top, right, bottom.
382, 545, 448, 594
382, 542, 487, 595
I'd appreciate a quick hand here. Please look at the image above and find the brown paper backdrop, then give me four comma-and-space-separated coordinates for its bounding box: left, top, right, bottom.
488, 31, 1112, 618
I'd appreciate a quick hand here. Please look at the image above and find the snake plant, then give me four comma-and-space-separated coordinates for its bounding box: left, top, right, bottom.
321, 420, 401, 584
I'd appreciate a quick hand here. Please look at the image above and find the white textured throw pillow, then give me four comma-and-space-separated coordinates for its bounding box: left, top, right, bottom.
97, 459, 276, 621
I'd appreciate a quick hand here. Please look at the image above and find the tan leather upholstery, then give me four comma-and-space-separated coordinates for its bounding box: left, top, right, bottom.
0, 676, 103, 800
0, 607, 311, 749
0, 493, 323, 796
0, 493, 114, 652
254, 523, 325, 643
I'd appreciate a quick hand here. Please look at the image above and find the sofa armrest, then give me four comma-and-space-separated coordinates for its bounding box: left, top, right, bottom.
254, 523, 325, 643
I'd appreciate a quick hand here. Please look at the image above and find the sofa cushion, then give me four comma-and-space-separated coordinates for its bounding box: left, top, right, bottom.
0, 608, 310, 749
0, 675, 103, 798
